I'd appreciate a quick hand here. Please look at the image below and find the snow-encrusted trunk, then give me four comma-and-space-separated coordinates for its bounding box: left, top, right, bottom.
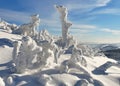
30, 14, 40, 36
12, 41, 21, 63
55, 5, 72, 47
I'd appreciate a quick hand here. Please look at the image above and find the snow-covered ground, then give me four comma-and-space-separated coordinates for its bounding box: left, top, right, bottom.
0, 31, 120, 86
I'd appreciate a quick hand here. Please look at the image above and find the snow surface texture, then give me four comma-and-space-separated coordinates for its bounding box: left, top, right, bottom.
0, 5, 120, 86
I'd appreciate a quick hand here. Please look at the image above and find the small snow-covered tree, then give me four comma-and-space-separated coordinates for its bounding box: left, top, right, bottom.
12, 14, 40, 37
77, 44, 94, 58
14, 36, 42, 73
70, 46, 87, 67
37, 29, 52, 43
59, 46, 88, 73
30, 14, 40, 36
37, 39, 55, 67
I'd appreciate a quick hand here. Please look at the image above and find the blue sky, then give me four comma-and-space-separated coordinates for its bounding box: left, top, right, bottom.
0, 0, 120, 43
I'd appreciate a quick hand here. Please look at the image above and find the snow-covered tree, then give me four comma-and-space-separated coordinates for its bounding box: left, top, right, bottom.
55, 5, 72, 48
12, 14, 40, 37
37, 29, 52, 43
77, 44, 94, 58
59, 46, 88, 73
14, 36, 42, 73
37, 39, 55, 67
68, 46, 87, 67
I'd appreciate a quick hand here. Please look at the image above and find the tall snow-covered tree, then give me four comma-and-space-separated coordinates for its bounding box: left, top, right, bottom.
55, 5, 72, 47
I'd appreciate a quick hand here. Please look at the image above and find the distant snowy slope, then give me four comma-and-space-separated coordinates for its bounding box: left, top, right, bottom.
100, 45, 119, 51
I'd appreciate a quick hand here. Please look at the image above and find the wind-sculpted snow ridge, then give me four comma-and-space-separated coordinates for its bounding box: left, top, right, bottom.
0, 5, 120, 86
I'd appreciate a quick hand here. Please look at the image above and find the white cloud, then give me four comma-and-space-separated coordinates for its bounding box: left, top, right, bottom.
101, 28, 120, 35
65, 0, 111, 12
41, 18, 60, 28
0, 8, 30, 23
72, 24, 96, 29
40, 18, 97, 35
96, 0, 111, 6
41, 18, 97, 30
90, 8, 120, 15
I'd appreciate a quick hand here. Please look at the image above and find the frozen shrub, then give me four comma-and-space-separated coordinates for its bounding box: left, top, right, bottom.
14, 36, 42, 73
12, 14, 40, 37
71, 47, 87, 67
77, 44, 94, 57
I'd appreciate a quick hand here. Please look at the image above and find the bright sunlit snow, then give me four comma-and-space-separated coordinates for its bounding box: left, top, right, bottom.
0, 4, 120, 86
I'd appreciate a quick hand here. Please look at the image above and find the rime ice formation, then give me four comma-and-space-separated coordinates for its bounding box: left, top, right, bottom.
30, 14, 40, 36
71, 47, 87, 67
55, 5, 72, 47
37, 29, 52, 42
37, 40, 55, 67
10, 5, 89, 74
59, 47, 88, 74
12, 14, 40, 37
14, 36, 42, 73
77, 44, 94, 57
12, 41, 21, 63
